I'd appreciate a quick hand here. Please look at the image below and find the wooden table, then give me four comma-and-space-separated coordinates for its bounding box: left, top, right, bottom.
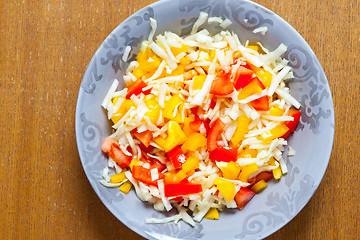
0, 0, 358, 239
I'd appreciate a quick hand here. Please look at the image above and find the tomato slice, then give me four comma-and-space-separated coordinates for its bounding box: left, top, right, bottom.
166, 145, 187, 169
207, 118, 225, 152
210, 66, 234, 96
233, 66, 254, 90
251, 95, 270, 111
133, 129, 153, 147
282, 109, 301, 139
164, 183, 203, 197
132, 165, 164, 186
234, 187, 255, 210
209, 146, 237, 162
126, 79, 150, 99
101, 137, 132, 168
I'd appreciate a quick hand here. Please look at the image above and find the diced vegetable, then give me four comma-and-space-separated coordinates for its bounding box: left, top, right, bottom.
210, 66, 234, 96
119, 181, 132, 194
166, 145, 187, 169
261, 124, 289, 141
250, 180, 268, 193
164, 183, 202, 197
110, 171, 127, 183
101, 137, 132, 168
164, 121, 187, 152
230, 115, 249, 147
204, 208, 220, 220
126, 79, 150, 99
218, 161, 241, 180
132, 165, 164, 186
234, 187, 255, 210
213, 178, 236, 202
282, 109, 301, 139
207, 118, 225, 152
233, 66, 254, 90
209, 146, 237, 162
181, 132, 207, 152
272, 167, 282, 180
238, 163, 259, 182
133, 129, 153, 147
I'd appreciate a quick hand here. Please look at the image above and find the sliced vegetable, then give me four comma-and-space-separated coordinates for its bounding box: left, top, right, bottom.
181, 132, 207, 152
234, 187, 255, 210
110, 171, 127, 183
250, 180, 268, 193
119, 181, 132, 194
233, 66, 254, 90
282, 109, 301, 139
261, 124, 289, 141
207, 118, 225, 152
166, 145, 187, 169
209, 146, 237, 162
230, 115, 249, 147
218, 161, 241, 180
210, 66, 234, 96
132, 165, 164, 186
238, 163, 259, 182
101, 137, 132, 168
133, 129, 153, 147
164, 183, 202, 197
204, 208, 220, 220
189, 120, 209, 134
126, 79, 149, 99
213, 178, 236, 202
164, 121, 187, 152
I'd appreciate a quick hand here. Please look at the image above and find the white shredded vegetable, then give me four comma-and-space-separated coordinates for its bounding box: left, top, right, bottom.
99, 12, 301, 228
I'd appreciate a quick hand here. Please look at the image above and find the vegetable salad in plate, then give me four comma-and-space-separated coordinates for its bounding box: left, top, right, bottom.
99, 12, 301, 226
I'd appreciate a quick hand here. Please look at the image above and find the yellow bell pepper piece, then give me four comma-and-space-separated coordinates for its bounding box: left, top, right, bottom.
144, 95, 161, 124
255, 70, 273, 88
170, 44, 190, 57
128, 159, 141, 171
164, 171, 179, 184
152, 135, 167, 151
237, 82, 263, 100
183, 117, 195, 137
238, 163, 259, 182
193, 74, 207, 90
272, 167, 282, 180
247, 45, 259, 52
110, 171, 127, 183
261, 124, 289, 141
181, 132, 207, 152
269, 107, 285, 116
133, 41, 162, 76
230, 116, 250, 147
238, 147, 257, 158
219, 162, 241, 180
266, 157, 277, 166
163, 94, 184, 123
119, 181, 132, 194
174, 155, 200, 182
163, 121, 187, 152
250, 180, 268, 193
204, 208, 220, 220
213, 178, 236, 202
111, 98, 135, 124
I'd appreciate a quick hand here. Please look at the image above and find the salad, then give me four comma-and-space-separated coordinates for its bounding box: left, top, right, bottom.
99, 12, 301, 226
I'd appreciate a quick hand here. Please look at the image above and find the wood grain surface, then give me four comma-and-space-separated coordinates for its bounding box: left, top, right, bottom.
0, 0, 359, 239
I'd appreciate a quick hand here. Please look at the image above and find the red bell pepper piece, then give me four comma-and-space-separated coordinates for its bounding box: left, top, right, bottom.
133, 129, 153, 147
164, 183, 203, 197
101, 137, 132, 168
234, 187, 255, 210
209, 146, 237, 162
189, 120, 209, 134
207, 118, 225, 152
132, 165, 164, 186
126, 79, 150, 99
210, 66, 234, 96
282, 109, 301, 139
233, 66, 254, 90
166, 145, 187, 169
